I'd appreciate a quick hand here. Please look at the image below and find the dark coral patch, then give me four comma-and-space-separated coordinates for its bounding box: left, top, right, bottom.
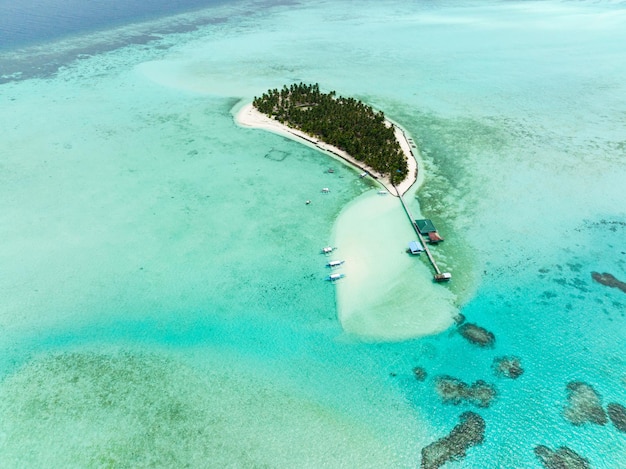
453, 313, 466, 325
492, 356, 524, 379
607, 403, 626, 432
563, 381, 607, 426
413, 367, 428, 382
435, 375, 497, 408
591, 272, 626, 294
420, 412, 485, 469
534, 445, 590, 469
458, 323, 495, 348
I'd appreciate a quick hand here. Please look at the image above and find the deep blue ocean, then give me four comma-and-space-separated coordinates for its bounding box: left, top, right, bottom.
0, 0, 231, 49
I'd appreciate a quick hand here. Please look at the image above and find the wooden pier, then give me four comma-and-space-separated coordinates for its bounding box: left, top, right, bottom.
396, 189, 451, 281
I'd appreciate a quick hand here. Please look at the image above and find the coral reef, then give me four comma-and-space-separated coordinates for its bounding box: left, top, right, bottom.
413, 367, 428, 382
607, 403, 626, 432
591, 271, 626, 294
458, 323, 495, 348
563, 381, 607, 426
492, 356, 524, 379
435, 375, 497, 408
453, 313, 466, 325
534, 445, 590, 469
420, 412, 485, 469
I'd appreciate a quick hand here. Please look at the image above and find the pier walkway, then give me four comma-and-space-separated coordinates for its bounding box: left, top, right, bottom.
395, 188, 450, 281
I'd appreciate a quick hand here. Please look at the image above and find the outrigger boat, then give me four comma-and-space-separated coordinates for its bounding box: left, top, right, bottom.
326, 260, 345, 268
321, 246, 335, 254
326, 273, 345, 282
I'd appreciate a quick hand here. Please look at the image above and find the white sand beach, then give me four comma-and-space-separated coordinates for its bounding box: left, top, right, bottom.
235, 103, 418, 196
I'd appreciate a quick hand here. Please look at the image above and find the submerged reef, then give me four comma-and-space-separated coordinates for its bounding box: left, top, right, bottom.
492, 356, 524, 379
413, 367, 428, 382
607, 403, 626, 432
0, 350, 399, 467
534, 445, 590, 469
591, 271, 626, 294
453, 313, 466, 325
420, 411, 485, 469
457, 323, 495, 348
563, 381, 607, 426
435, 375, 497, 408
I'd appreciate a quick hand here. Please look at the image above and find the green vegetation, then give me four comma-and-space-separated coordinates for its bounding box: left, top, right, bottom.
253, 83, 408, 184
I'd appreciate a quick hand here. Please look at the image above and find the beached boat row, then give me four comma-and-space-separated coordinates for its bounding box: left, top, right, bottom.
321, 246, 345, 281
327, 272, 345, 281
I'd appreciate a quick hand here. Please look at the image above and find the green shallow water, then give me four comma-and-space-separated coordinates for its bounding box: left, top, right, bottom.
0, 348, 425, 468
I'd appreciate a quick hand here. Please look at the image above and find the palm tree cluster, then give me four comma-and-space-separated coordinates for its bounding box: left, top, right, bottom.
253, 83, 408, 184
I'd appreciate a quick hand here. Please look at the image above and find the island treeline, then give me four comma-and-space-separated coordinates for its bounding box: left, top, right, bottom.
253, 83, 408, 184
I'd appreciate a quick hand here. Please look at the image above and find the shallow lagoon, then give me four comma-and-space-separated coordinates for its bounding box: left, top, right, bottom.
1, 0, 625, 466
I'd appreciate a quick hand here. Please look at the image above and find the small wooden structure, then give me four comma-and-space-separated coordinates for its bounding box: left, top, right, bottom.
415, 219, 444, 244
408, 240, 424, 255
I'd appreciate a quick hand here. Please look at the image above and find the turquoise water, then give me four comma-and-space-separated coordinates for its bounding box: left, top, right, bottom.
1, 0, 625, 467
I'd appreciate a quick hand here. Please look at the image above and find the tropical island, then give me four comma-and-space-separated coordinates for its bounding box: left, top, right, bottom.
253, 83, 408, 184
236, 83, 417, 196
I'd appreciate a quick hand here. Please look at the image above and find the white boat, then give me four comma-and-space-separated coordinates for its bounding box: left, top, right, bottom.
359, 172, 367, 178
326, 273, 345, 281
377, 190, 388, 195
434, 272, 452, 282
321, 246, 335, 254
321, 187, 330, 193
326, 260, 345, 268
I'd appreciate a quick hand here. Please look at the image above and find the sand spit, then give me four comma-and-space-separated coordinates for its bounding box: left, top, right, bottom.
330, 192, 456, 341
235, 103, 418, 196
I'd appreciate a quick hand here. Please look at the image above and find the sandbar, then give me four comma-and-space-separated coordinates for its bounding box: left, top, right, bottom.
330, 192, 456, 341
235, 102, 418, 196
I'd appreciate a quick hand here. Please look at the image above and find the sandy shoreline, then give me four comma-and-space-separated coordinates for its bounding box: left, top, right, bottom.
234, 103, 418, 196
